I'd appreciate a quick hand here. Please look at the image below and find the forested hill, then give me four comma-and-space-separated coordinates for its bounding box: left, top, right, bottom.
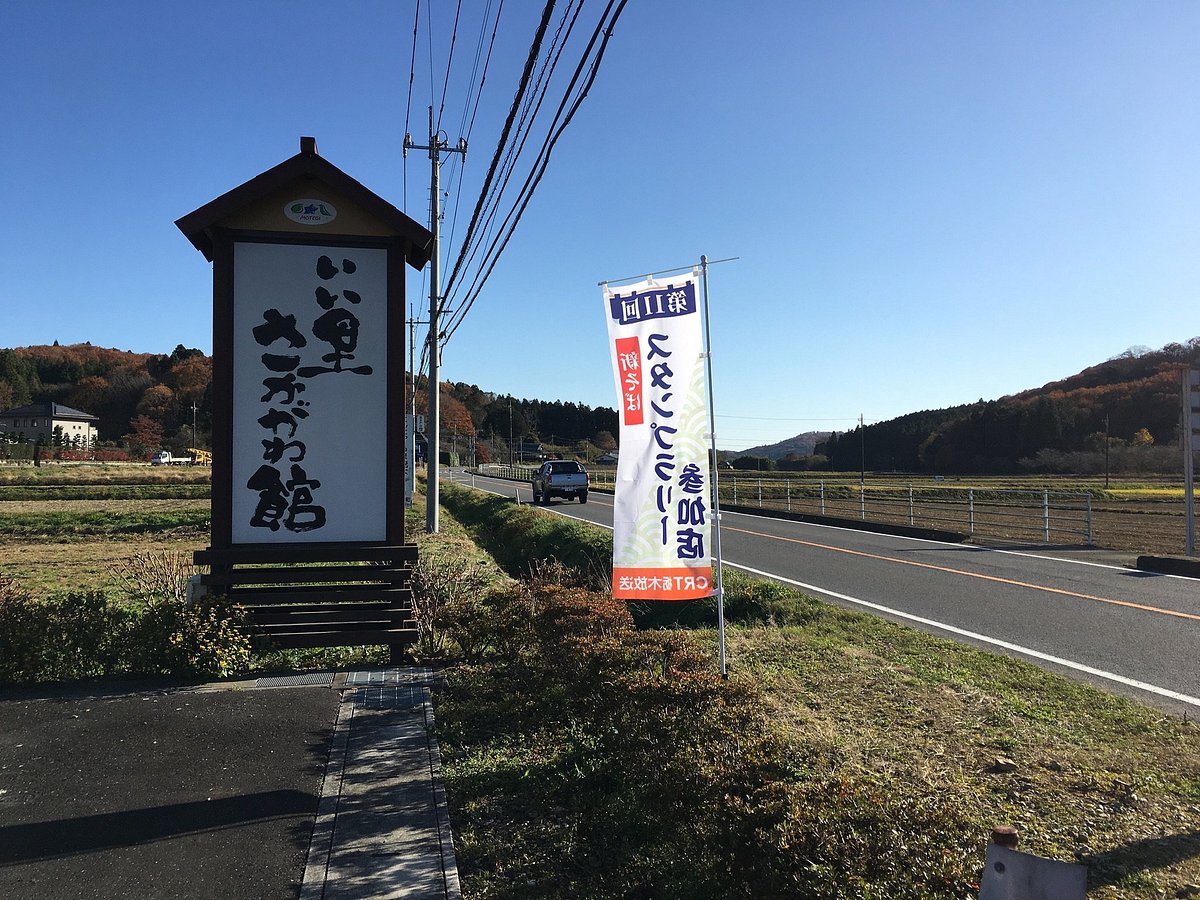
0, 344, 211, 450
4, 339, 1196, 473
0, 344, 618, 459
816, 339, 1200, 475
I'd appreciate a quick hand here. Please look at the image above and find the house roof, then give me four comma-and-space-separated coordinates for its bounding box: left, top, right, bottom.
175, 136, 433, 269
0, 402, 98, 422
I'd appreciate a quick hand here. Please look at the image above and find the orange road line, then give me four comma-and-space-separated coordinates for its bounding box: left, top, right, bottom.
724, 524, 1200, 623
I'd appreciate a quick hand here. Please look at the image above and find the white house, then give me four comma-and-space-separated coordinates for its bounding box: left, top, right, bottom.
0, 402, 99, 448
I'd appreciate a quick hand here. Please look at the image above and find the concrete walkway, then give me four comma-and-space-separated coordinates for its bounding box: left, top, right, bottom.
0, 667, 459, 900
300, 668, 460, 900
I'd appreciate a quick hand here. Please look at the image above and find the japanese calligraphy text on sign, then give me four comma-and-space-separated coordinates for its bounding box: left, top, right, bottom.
232, 242, 388, 543
603, 273, 711, 601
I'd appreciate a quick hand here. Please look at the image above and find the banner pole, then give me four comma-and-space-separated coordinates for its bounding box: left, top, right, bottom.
1184, 368, 1195, 556
700, 255, 728, 677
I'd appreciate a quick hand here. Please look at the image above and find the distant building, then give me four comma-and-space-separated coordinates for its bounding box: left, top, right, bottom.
0, 402, 98, 448
596, 451, 619, 465
517, 440, 547, 462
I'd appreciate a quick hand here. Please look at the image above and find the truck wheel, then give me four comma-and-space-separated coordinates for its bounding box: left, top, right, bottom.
531, 484, 540, 503
579, 491, 588, 504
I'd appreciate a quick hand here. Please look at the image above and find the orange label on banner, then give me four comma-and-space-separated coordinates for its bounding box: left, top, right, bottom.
614, 336, 643, 426
612, 566, 713, 601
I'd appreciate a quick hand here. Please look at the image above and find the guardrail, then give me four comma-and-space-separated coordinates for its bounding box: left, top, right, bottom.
476, 463, 540, 482
470, 466, 1094, 546
723, 479, 1093, 545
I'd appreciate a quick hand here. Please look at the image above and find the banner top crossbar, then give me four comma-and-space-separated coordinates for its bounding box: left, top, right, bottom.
598, 255, 739, 288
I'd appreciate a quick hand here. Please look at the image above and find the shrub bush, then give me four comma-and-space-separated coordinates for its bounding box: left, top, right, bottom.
0, 573, 250, 684
441, 483, 822, 630
438, 581, 979, 898
409, 535, 506, 659
440, 485, 611, 590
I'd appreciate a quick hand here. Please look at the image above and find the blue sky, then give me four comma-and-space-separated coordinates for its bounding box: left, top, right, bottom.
3, 1, 1198, 451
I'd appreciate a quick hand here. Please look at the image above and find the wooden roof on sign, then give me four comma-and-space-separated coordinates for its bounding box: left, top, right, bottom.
175, 136, 432, 269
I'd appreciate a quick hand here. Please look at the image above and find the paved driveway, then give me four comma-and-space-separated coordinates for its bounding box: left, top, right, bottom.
0, 680, 338, 900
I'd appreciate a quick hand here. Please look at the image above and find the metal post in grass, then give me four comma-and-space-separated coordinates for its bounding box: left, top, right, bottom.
1185, 369, 1198, 555
758, 478, 762, 506
908, 483, 914, 526
1044, 490, 1051, 542
860, 483, 866, 520
700, 254, 729, 677
969, 488, 975, 535
820, 480, 825, 515
786, 479, 791, 513
1086, 493, 1093, 545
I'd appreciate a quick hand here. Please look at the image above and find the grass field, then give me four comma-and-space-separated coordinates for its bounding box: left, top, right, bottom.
0, 463, 211, 594
436, 483, 1200, 899
4, 462, 1199, 896
2, 463, 1192, 599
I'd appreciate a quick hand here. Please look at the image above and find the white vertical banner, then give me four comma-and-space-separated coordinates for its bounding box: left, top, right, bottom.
602, 272, 712, 600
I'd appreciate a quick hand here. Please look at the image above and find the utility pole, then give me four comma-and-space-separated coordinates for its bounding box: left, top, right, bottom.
1104, 414, 1110, 490
859, 413, 865, 487
407, 304, 430, 509
405, 108, 466, 534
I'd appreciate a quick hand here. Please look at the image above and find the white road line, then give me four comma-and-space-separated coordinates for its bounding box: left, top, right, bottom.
729, 561, 1200, 709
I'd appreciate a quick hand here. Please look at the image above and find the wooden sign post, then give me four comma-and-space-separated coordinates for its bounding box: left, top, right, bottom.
177, 137, 432, 656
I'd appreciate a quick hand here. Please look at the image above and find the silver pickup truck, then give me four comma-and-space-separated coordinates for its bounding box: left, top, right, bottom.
531, 459, 589, 504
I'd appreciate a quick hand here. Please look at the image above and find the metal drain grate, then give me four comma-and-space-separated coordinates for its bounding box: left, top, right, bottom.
350, 685, 428, 710
345, 667, 433, 686
255, 672, 336, 688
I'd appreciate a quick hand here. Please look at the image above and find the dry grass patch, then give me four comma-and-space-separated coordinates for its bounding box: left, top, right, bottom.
1, 534, 206, 595
0, 462, 211, 485
725, 623, 1200, 899
0, 499, 209, 515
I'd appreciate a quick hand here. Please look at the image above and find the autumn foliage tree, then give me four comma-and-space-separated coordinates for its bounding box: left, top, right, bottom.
125, 415, 164, 456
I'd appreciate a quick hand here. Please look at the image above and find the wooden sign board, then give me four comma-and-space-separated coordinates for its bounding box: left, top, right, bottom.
177, 137, 432, 652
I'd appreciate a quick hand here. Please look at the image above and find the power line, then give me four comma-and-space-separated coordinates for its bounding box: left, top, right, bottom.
435, 0, 464, 134
462, 0, 505, 144
715, 420, 868, 427
447, 0, 622, 324
403, 0, 420, 210
444, 0, 582, 310
425, 0, 436, 115
442, 0, 505, 281
443, 0, 629, 341
441, 0, 557, 301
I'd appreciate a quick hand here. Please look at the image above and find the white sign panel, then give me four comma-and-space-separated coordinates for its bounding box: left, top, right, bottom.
602, 272, 711, 601
232, 242, 388, 543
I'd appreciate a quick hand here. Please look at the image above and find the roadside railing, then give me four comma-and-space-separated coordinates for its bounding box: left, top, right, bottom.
476, 463, 539, 482
467, 467, 1095, 546
722, 479, 1093, 545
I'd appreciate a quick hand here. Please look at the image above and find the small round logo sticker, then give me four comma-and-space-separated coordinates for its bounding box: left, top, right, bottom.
285, 199, 337, 225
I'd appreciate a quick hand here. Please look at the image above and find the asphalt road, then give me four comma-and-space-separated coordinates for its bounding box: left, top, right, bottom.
451, 470, 1200, 717
0, 683, 338, 900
